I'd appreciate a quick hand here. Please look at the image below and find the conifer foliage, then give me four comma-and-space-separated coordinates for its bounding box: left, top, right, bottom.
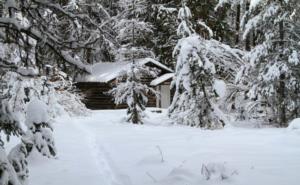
109, 0, 157, 124
217, 0, 300, 126
108, 63, 157, 124
169, 0, 242, 128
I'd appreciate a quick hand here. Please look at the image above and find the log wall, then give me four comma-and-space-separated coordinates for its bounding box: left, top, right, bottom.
76, 81, 157, 110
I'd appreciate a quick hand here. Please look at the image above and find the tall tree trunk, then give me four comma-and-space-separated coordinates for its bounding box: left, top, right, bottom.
235, 4, 241, 45
278, 0, 287, 126
0, 1, 3, 17
278, 73, 287, 126
245, 2, 251, 51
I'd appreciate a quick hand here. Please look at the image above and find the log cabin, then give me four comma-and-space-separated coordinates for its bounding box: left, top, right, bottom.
75, 58, 174, 110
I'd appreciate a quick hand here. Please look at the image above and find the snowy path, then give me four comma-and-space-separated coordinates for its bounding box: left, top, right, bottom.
28, 110, 300, 185
73, 118, 122, 185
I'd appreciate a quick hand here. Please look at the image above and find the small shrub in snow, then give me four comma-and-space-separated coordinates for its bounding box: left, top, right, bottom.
8, 144, 29, 185
25, 99, 56, 157
0, 147, 21, 185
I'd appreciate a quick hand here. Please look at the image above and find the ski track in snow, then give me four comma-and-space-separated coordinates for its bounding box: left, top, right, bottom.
74, 119, 123, 185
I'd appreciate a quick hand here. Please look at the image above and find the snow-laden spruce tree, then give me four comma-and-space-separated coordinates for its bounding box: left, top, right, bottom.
169, 0, 244, 128
24, 99, 56, 157
218, 0, 300, 126
109, 0, 157, 124
169, 0, 221, 128
108, 64, 157, 124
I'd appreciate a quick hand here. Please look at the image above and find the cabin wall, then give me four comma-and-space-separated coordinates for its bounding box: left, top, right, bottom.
76, 81, 157, 110
160, 85, 171, 108
155, 80, 173, 108
76, 82, 116, 109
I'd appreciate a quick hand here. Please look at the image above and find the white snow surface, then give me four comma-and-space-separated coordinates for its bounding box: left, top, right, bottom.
150, 73, 173, 86
26, 109, 300, 185
288, 118, 300, 130
213, 79, 227, 98
78, 58, 173, 83
250, 0, 263, 11
17, 66, 39, 76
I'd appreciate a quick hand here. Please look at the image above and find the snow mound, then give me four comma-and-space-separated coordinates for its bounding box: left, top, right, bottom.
213, 79, 227, 98
26, 99, 49, 126
288, 118, 300, 130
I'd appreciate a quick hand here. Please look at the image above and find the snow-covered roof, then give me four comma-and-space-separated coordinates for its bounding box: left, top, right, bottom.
79, 58, 173, 83
150, 73, 174, 86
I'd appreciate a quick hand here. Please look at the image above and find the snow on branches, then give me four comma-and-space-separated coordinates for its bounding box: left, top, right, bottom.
169, 1, 244, 128
170, 35, 227, 128
177, 0, 194, 37
108, 63, 157, 124
0, 147, 22, 185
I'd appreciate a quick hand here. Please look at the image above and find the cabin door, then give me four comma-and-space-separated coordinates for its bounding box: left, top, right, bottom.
161, 85, 170, 108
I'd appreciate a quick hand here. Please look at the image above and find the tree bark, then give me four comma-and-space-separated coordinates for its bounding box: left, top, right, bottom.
278, 0, 287, 126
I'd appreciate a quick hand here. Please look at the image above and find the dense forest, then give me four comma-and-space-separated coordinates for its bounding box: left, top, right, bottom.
0, 0, 299, 185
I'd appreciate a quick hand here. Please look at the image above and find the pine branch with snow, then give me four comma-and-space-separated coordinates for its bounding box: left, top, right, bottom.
108, 63, 157, 124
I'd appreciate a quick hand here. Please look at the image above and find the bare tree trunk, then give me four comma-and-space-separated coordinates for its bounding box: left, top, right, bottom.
278, 13, 287, 127
245, 2, 251, 51
0, 1, 3, 17
235, 4, 241, 45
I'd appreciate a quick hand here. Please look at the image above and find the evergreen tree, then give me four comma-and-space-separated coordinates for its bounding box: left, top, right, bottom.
109, 0, 157, 124
169, 0, 243, 128
222, 0, 300, 126
169, 0, 219, 128
148, 0, 178, 67
108, 64, 157, 124
149, 0, 233, 68
115, 0, 154, 62
188, 0, 233, 42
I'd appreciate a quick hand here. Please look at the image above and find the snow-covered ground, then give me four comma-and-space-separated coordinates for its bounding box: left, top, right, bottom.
27, 109, 300, 185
